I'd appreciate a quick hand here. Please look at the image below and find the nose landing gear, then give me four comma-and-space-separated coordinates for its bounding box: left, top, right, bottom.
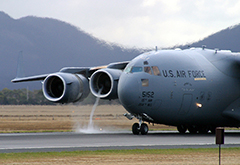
124, 113, 150, 135
132, 119, 149, 135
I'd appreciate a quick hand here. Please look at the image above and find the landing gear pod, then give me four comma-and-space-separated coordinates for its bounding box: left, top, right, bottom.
43, 72, 89, 103
90, 68, 122, 99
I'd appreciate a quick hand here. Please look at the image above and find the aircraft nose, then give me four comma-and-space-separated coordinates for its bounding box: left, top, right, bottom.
118, 73, 139, 107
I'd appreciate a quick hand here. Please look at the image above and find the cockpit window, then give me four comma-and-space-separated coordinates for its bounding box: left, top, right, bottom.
152, 66, 161, 76
131, 67, 143, 73
125, 65, 160, 76
124, 66, 132, 73
124, 66, 143, 73
144, 67, 152, 75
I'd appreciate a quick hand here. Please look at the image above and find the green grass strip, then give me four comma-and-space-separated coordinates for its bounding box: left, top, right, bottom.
0, 147, 239, 161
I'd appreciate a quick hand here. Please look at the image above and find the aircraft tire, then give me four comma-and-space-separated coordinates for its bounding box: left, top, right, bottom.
177, 125, 187, 134
210, 127, 216, 134
140, 123, 148, 135
132, 123, 140, 135
188, 125, 198, 134
199, 127, 209, 134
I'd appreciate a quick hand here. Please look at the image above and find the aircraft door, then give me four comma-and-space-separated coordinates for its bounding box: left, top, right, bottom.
178, 94, 193, 115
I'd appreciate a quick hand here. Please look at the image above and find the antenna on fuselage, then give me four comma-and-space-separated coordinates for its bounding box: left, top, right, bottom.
202, 45, 206, 50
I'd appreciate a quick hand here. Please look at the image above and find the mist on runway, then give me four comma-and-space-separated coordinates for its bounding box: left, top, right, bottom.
74, 89, 107, 134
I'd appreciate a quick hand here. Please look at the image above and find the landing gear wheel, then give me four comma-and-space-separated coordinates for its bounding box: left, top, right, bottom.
188, 125, 198, 134
177, 125, 187, 134
199, 127, 209, 134
140, 123, 148, 135
132, 123, 140, 135
210, 127, 216, 134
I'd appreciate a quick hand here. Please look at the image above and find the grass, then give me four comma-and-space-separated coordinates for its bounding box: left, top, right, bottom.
1, 148, 240, 164
0, 105, 179, 133
0, 148, 222, 159
0, 105, 239, 133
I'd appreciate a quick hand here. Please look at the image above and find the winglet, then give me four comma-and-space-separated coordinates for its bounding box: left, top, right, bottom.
16, 51, 25, 78
12, 52, 48, 83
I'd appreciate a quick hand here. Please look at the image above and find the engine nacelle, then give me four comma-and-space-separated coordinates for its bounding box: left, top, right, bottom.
90, 68, 122, 99
42, 72, 89, 103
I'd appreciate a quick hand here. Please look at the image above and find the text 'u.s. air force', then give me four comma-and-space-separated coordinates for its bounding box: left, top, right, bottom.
161, 70, 206, 78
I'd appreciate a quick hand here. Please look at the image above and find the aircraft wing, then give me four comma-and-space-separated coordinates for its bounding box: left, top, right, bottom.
11, 74, 49, 83
11, 61, 129, 83
11, 67, 92, 83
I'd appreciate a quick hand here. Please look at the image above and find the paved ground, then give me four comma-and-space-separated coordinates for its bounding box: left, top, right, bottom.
0, 130, 240, 153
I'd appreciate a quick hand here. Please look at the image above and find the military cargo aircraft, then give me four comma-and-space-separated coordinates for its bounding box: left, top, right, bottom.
12, 47, 240, 135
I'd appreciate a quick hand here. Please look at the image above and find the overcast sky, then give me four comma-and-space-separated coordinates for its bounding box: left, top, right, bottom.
1, 0, 240, 48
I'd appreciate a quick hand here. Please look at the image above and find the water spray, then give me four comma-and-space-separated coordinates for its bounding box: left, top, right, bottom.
87, 88, 102, 130
76, 88, 104, 134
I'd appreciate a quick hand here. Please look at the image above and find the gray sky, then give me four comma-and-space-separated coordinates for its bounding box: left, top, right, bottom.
1, 0, 240, 48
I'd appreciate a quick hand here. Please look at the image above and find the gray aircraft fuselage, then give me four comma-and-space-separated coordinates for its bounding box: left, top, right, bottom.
118, 48, 240, 128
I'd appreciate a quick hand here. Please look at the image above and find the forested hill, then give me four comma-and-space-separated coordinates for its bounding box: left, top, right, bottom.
0, 11, 140, 90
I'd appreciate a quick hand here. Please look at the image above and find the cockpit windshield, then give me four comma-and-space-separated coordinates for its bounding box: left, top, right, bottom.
131, 67, 143, 73
124, 65, 161, 76
124, 66, 143, 73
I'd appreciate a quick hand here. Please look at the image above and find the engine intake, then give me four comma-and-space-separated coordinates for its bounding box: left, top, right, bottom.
90, 68, 122, 99
43, 72, 89, 103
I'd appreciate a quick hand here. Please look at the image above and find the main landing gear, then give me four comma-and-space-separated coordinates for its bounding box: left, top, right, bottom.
177, 125, 216, 134
132, 121, 149, 135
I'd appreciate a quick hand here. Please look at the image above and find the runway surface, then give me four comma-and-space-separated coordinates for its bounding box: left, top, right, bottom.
0, 131, 240, 153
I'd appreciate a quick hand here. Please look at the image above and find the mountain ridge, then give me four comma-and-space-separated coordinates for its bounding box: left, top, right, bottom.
0, 12, 140, 90
179, 24, 240, 52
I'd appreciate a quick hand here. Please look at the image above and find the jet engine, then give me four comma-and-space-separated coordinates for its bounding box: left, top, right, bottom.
42, 72, 89, 103
90, 68, 122, 99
